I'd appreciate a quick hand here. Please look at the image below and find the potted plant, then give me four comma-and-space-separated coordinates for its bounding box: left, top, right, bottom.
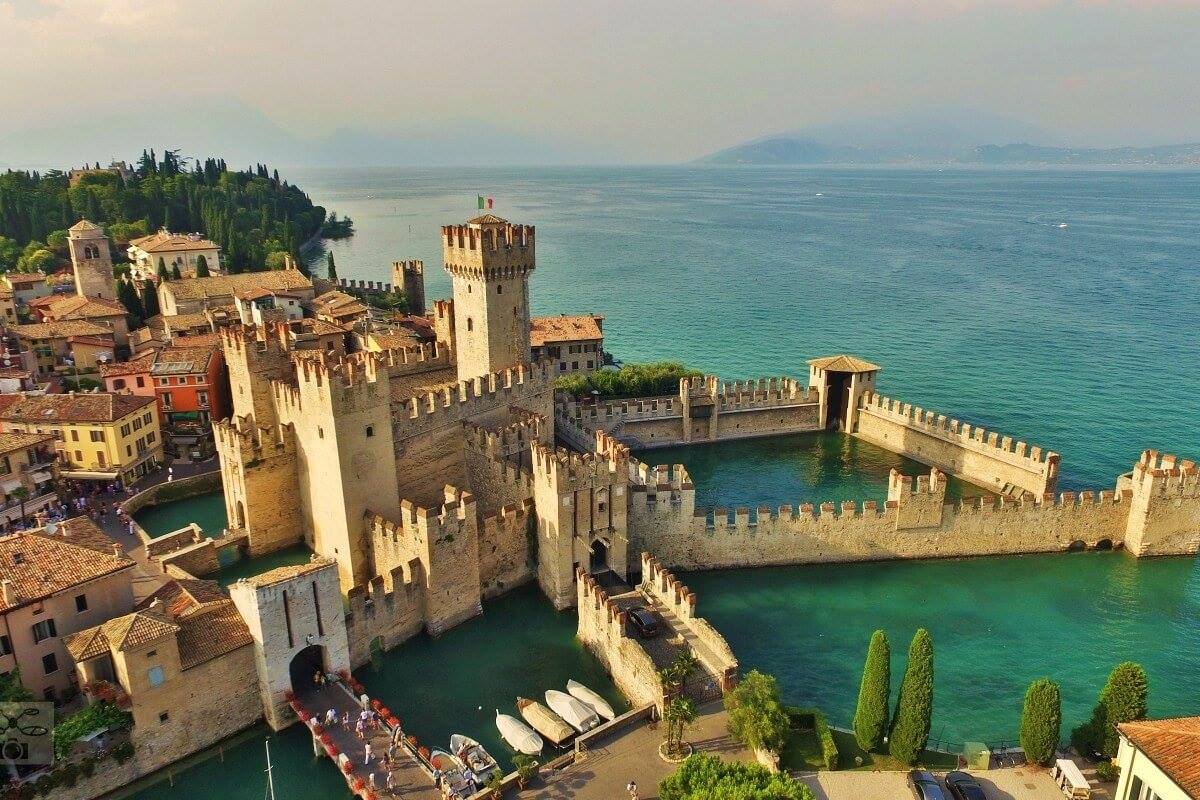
513, 754, 540, 789
484, 770, 505, 798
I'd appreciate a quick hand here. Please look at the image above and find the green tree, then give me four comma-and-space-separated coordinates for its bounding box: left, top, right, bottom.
0, 670, 33, 703
663, 695, 698, 758
853, 629, 891, 752
194, 254, 210, 277
0, 236, 19, 271
889, 628, 934, 765
264, 250, 289, 271
157, 257, 169, 280
9, 486, 29, 525
659, 754, 813, 800
45, 229, 69, 254
18, 248, 55, 273
140, 281, 161, 318
326, 251, 338, 282
1073, 662, 1148, 758
116, 278, 145, 325
556, 361, 702, 400
170, 263, 182, 280
1020, 678, 1062, 765
724, 670, 791, 754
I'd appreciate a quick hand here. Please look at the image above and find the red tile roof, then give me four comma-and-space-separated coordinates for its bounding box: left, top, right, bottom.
1119, 717, 1200, 798
0, 519, 133, 612
0, 392, 156, 423
530, 315, 604, 347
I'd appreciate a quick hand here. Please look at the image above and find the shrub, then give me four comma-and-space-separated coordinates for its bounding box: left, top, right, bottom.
1072, 662, 1148, 758
724, 670, 791, 754
853, 630, 890, 753
556, 361, 704, 401
51, 701, 132, 759
789, 707, 839, 771
1096, 761, 1120, 782
659, 753, 813, 800
889, 628, 934, 766
1019, 678, 1062, 765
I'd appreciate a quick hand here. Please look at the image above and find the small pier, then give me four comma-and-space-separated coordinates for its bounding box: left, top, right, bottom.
291, 678, 440, 799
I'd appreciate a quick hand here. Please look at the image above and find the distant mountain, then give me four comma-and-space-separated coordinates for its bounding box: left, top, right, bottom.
974, 142, 1200, 166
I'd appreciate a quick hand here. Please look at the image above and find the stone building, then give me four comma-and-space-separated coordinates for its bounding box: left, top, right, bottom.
67, 220, 117, 301
157, 269, 313, 316
0, 432, 59, 529
127, 230, 222, 280
530, 314, 605, 376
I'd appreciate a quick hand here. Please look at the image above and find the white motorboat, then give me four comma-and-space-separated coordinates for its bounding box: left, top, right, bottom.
495, 710, 542, 755
450, 734, 500, 783
567, 679, 616, 721
429, 749, 471, 797
545, 689, 600, 733
517, 696, 574, 745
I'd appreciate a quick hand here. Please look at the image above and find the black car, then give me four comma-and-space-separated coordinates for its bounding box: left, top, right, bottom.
945, 771, 987, 800
627, 606, 664, 638
907, 770, 949, 800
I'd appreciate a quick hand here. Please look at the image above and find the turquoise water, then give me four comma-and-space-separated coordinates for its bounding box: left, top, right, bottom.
635, 431, 990, 511
354, 583, 625, 773
687, 551, 1200, 748
134, 492, 228, 538
295, 166, 1200, 492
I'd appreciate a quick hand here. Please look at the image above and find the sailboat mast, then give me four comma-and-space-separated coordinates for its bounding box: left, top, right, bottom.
265, 739, 276, 800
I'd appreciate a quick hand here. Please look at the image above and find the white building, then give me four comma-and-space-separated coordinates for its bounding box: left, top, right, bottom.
1114, 717, 1200, 800
128, 230, 222, 280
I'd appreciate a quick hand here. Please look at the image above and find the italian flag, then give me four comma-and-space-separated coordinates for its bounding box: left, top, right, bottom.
477, 195, 494, 210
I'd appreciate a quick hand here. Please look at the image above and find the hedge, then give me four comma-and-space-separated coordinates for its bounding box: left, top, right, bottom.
788, 707, 839, 771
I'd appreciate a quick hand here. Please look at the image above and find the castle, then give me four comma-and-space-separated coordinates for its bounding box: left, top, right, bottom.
213, 213, 1200, 677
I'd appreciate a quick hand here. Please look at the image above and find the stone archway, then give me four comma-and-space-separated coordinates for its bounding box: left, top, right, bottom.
235, 500, 246, 529
288, 644, 327, 695
589, 538, 610, 574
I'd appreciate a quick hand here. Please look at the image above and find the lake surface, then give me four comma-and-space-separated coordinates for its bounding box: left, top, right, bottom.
294, 165, 1200, 492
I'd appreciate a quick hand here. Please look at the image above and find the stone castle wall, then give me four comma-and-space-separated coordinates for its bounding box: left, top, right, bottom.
1124, 451, 1200, 556
853, 390, 1060, 497
575, 570, 663, 710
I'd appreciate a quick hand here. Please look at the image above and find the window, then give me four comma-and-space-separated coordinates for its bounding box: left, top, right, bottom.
143, 412, 151, 424
41, 653, 58, 675
496, 284, 502, 294
74, 450, 82, 462
97, 452, 106, 467
0, 635, 11, 656
197, 391, 208, 407
89, 430, 104, 443
32, 618, 56, 642
136, 377, 144, 388
75, 594, 88, 613
113, 378, 126, 390
121, 424, 131, 437
158, 378, 169, 386
148, 666, 165, 687
161, 392, 173, 410
126, 445, 132, 457
147, 432, 155, 444
0, 456, 9, 475
158, 711, 169, 724
365, 426, 374, 438
70, 429, 79, 442
466, 318, 473, 332
136, 438, 147, 455
133, 417, 142, 431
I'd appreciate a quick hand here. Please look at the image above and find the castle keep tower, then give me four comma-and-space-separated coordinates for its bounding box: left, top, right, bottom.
392, 260, 426, 315
443, 215, 535, 382
67, 219, 116, 300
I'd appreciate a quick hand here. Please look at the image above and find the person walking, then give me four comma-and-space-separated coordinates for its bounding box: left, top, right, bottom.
363, 742, 372, 765
627, 780, 638, 800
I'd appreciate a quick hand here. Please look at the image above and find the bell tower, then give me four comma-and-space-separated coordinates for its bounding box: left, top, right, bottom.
442, 215, 535, 382
67, 219, 116, 300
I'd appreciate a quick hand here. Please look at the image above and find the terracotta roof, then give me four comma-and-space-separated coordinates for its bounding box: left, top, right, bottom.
285, 318, 346, 337
4, 273, 48, 286
311, 290, 368, 318
137, 578, 228, 618
160, 270, 311, 303
68, 336, 115, 348
65, 610, 180, 661
10, 320, 113, 340
0, 432, 54, 454
175, 600, 253, 669
169, 332, 222, 349
68, 220, 104, 234
129, 231, 219, 254
1119, 717, 1200, 798
0, 366, 32, 379
0, 392, 156, 423
237, 558, 329, 587
807, 354, 881, 373
530, 315, 604, 347
99, 351, 156, 378
42, 295, 126, 320
0, 520, 133, 613
158, 311, 220, 334
150, 345, 216, 375
467, 214, 508, 225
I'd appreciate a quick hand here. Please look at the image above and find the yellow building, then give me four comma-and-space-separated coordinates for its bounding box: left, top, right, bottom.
0, 393, 162, 485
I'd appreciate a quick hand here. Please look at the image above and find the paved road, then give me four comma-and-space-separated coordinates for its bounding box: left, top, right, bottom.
801, 766, 1083, 800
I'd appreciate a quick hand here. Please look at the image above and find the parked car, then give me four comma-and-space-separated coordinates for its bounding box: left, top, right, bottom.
627, 605, 664, 638
945, 771, 987, 800
907, 770, 949, 800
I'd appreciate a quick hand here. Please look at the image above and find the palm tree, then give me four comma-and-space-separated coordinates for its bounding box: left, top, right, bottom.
9, 486, 29, 527
662, 695, 698, 758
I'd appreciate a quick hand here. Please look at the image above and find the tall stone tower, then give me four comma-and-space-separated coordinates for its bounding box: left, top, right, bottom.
67, 220, 116, 300
442, 215, 535, 382
392, 260, 426, 315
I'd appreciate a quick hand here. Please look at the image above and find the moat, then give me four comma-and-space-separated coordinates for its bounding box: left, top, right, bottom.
125, 433, 1200, 800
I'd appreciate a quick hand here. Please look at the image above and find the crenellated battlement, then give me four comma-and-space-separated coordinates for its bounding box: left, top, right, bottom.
213, 415, 296, 465
393, 361, 553, 436
462, 413, 545, 461
442, 218, 535, 280
639, 553, 738, 686
531, 441, 626, 491
630, 461, 693, 493
576, 567, 626, 633
1132, 450, 1200, 497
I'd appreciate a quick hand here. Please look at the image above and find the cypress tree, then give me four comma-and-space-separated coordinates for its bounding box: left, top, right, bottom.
157, 257, 169, 281
171, 264, 182, 280
1019, 679, 1061, 765
889, 628, 934, 765
1074, 662, 1148, 758
195, 254, 210, 277
853, 630, 891, 752
140, 281, 161, 318
116, 278, 145, 325
326, 251, 337, 282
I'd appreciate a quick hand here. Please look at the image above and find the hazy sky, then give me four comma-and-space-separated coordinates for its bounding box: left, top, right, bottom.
2, 0, 1199, 164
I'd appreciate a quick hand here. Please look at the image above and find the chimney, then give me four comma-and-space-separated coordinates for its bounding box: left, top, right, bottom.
1, 579, 14, 606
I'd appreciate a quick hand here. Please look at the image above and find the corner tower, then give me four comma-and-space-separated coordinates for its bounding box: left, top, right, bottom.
443, 215, 535, 382
67, 219, 116, 300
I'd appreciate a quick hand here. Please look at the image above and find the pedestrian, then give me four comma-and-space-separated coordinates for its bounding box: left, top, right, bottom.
326, 708, 337, 725
342, 711, 351, 730
363, 742, 372, 765
627, 780, 638, 800
385, 772, 394, 792
387, 741, 396, 761
356, 719, 366, 740
368, 772, 377, 789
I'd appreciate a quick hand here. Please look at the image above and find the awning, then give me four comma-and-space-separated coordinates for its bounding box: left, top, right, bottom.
169, 411, 200, 421
29, 471, 52, 483
0, 479, 22, 493
61, 469, 119, 480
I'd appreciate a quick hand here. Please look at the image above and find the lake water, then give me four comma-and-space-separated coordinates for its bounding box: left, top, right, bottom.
126, 167, 1200, 798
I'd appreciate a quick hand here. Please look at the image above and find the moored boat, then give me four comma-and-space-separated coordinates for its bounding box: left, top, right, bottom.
495, 710, 543, 755
450, 733, 500, 783
545, 689, 600, 733
516, 696, 574, 745
428, 749, 472, 797
566, 679, 616, 721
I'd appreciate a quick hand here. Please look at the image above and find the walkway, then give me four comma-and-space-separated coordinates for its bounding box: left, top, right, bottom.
800, 767, 1082, 800
517, 703, 752, 800
299, 681, 440, 800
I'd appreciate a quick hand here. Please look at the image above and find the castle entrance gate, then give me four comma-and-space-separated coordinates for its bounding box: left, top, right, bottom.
288, 644, 328, 693
825, 371, 852, 431
589, 538, 610, 574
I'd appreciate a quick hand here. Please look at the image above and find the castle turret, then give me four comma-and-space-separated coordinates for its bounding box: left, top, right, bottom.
222, 326, 293, 427
1124, 451, 1200, 556
67, 220, 116, 300
392, 260, 426, 315
887, 468, 947, 529
443, 215, 535, 382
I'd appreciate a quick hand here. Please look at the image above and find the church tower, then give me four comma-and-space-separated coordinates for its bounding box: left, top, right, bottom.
67, 220, 116, 300
442, 215, 535, 382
